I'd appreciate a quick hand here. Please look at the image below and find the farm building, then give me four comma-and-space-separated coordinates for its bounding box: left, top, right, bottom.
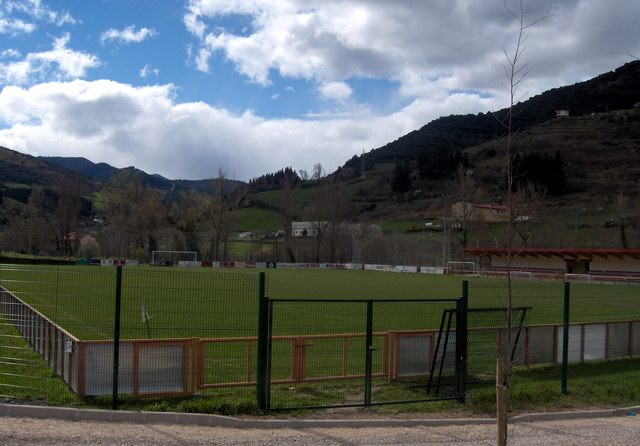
292, 221, 326, 237
464, 248, 640, 276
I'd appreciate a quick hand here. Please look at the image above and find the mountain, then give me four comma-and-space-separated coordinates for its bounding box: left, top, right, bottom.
355, 61, 640, 166
38, 157, 119, 181
0, 147, 96, 195
39, 156, 176, 189
2, 61, 639, 222
39, 156, 246, 193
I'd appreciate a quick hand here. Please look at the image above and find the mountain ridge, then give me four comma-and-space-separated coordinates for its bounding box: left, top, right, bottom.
353, 60, 640, 167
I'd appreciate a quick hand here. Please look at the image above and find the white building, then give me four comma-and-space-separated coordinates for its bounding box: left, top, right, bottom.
292, 221, 327, 237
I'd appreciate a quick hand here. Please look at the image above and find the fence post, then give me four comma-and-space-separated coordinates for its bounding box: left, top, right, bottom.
112, 265, 123, 411
561, 281, 570, 395
364, 300, 374, 406
256, 272, 269, 411
455, 280, 468, 403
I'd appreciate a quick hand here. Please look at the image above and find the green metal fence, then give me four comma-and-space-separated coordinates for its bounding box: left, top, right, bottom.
0, 264, 260, 407
1, 263, 638, 413
260, 296, 467, 410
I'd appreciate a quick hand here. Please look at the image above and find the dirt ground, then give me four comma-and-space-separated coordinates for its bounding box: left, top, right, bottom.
1, 414, 639, 445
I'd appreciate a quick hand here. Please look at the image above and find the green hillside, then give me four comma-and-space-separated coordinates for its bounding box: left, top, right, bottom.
1, 62, 639, 261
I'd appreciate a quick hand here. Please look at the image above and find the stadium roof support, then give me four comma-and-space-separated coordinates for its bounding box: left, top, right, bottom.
463, 248, 640, 261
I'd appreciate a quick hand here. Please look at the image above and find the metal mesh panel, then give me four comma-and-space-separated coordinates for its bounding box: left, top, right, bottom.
269, 300, 368, 409
267, 299, 461, 410
0, 264, 260, 404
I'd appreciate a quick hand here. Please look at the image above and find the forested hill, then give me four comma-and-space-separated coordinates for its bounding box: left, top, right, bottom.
39, 156, 246, 193
354, 61, 640, 166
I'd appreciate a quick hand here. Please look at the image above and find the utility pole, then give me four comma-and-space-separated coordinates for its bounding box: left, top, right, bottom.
442, 194, 448, 268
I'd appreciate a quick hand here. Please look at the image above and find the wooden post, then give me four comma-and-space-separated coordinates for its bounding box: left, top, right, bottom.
496, 359, 508, 446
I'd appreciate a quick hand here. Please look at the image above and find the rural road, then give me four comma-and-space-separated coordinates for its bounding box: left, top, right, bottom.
0, 415, 638, 445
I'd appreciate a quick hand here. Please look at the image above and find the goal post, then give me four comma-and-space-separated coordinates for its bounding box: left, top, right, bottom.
150, 251, 198, 266
446, 261, 477, 275
565, 273, 591, 284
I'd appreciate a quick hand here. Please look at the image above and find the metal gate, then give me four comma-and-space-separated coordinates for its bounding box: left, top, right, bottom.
257, 290, 468, 410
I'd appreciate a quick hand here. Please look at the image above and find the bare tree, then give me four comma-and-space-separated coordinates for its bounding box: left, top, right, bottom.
168, 189, 204, 256
278, 175, 298, 262
203, 169, 246, 261
103, 171, 136, 256
312, 162, 324, 181
495, 2, 551, 444
512, 181, 546, 244
24, 186, 51, 254
304, 202, 330, 263
103, 171, 166, 260
450, 164, 483, 248
53, 176, 83, 256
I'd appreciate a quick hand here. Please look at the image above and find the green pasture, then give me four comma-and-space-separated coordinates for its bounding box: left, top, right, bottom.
235, 207, 282, 232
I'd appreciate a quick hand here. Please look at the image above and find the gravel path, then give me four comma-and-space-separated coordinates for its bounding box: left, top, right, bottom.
0, 415, 638, 445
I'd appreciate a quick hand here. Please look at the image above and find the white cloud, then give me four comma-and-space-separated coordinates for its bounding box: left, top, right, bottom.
319, 81, 352, 101
100, 25, 157, 45
184, 0, 640, 105
140, 64, 159, 78
0, 16, 36, 34
0, 79, 449, 181
2, 0, 639, 185
1, 0, 77, 31
0, 33, 99, 85
0, 48, 22, 58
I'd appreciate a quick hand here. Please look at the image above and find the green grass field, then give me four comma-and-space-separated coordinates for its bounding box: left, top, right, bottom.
1, 265, 639, 341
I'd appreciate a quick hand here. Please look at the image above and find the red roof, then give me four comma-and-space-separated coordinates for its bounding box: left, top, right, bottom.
464, 248, 640, 260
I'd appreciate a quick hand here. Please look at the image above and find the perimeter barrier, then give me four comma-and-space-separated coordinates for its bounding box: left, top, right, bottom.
0, 264, 638, 412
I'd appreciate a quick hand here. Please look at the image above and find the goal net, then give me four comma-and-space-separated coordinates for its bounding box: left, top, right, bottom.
565, 273, 591, 284
446, 261, 477, 275
151, 251, 198, 266
509, 271, 534, 281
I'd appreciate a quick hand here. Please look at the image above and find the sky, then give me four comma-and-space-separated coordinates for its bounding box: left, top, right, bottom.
0, 0, 639, 182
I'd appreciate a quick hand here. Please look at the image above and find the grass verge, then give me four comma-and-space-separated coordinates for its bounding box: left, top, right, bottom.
70, 357, 640, 418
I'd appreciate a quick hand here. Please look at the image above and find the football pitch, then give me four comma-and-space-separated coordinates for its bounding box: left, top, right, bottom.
1, 265, 639, 341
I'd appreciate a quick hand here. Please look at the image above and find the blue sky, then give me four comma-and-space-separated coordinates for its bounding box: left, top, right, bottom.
0, 0, 639, 181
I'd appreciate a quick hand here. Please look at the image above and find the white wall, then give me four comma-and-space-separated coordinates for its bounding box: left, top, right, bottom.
490, 255, 565, 270
590, 257, 640, 273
